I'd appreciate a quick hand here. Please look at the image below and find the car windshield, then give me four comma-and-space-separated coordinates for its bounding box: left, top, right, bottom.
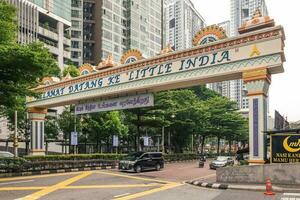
124, 152, 144, 161
216, 156, 228, 161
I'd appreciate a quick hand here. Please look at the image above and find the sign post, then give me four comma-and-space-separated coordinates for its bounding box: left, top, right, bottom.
71, 131, 78, 146
113, 135, 119, 154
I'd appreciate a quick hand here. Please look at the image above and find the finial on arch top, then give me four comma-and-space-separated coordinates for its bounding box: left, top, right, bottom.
97, 54, 118, 70
238, 8, 274, 34
62, 72, 72, 81
160, 44, 174, 54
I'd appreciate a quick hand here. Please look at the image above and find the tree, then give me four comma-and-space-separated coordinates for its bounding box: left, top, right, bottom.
79, 111, 128, 153
44, 116, 60, 140
62, 65, 80, 77
205, 96, 247, 155
0, 1, 16, 44
0, 1, 60, 131
191, 85, 220, 101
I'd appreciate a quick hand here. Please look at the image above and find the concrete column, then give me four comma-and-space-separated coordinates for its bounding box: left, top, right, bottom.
243, 67, 271, 164
57, 21, 64, 70
28, 107, 47, 156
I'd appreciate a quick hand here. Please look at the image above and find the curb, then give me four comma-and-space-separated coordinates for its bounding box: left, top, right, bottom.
186, 180, 228, 190
186, 180, 300, 193
0, 165, 116, 178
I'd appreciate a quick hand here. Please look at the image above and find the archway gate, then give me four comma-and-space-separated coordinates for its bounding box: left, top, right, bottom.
26, 13, 285, 164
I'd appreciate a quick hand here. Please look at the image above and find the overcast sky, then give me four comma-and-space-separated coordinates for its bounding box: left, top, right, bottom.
192, 0, 299, 122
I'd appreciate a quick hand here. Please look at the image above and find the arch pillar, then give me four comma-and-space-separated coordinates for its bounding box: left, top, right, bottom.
243, 67, 271, 164
28, 107, 47, 155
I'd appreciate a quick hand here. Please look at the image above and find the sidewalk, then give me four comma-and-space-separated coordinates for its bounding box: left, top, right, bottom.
186, 179, 300, 193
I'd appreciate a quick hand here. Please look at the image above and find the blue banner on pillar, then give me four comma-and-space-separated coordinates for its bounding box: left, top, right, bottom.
253, 98, 259, 156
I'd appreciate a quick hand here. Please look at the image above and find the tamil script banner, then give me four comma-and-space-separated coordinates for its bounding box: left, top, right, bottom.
75, 93, 154, 114
271, 134, 300, 163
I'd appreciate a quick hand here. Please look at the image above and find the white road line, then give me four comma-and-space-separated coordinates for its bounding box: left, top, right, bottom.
283, 193, 300, 196
114, 193, 131, 198
0, 180, 34, 185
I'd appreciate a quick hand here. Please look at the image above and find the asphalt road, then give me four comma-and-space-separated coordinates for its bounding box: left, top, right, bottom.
0, 162, 298, 200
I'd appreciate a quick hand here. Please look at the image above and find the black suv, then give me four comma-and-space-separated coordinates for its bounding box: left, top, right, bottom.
119, 152, 164, 173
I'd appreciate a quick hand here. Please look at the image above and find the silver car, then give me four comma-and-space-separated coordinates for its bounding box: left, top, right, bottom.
209, 156, 234, 169
0, 151, 14, 158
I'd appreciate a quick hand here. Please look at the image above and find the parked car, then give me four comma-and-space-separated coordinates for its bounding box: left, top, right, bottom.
119, 152, 164, 173
209, 156, 234, 169
0, 151, 14, 158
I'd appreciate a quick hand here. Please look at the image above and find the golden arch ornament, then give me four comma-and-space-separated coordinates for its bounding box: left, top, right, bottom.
192, 25, 227, 46
120, 49, 143, 64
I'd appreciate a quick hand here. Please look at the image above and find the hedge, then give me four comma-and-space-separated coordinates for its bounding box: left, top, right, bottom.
24, 154, 126, 162
25, 153, 234, 163
1, 153, 236, 173
0, 157, 30, 173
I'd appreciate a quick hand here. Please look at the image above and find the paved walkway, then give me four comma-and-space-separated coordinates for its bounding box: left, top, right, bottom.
124, 161, 216, 183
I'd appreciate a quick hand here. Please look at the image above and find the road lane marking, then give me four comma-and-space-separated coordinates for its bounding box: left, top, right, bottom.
96, 171, 174, 184
0, 180, 34, 185
19, 171, 92, 200
65, 183, 161, 189
113, 183, 183, 200
0, 187, 45, 191
0, 172, 81, 182
114, 193, 131, 198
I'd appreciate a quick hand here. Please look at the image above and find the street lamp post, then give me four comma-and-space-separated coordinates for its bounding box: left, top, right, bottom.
161, 126, 165, 153
169, 114, 175, 153
13, 110, 18, 157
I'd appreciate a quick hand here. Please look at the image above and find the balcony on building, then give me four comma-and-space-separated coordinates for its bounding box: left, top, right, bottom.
71, 0, 82, 8
38, 22, 59, 41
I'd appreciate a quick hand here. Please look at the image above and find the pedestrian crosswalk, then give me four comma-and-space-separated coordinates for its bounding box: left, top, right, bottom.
281, 193, 300, 200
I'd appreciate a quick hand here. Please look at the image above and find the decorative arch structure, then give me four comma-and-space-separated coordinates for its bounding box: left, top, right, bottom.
26, 11, 286, 164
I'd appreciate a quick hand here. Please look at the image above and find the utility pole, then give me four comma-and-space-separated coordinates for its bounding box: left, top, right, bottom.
191, 134, 194, 152
162, 126, 165, 153
13, 110, 18, 157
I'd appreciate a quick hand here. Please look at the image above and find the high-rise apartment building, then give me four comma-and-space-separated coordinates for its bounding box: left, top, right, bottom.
230, 0, 268, 37
71, 0, 83, 66
163, 0, 205, 50
6, 0, 72, 70
208, 0, 268, 110
206, 21, 231, 99
231, 0, 268, 110
82, 0, 163, 66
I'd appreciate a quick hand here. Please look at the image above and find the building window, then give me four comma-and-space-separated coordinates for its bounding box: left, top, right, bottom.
114, 45, 119, 53
103, 30, 112, 40
169, 18, 175, 28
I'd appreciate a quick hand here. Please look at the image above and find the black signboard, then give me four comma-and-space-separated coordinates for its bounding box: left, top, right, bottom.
271, 134, 300, 163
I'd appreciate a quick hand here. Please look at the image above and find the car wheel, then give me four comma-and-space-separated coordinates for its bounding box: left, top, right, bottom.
135, 165, 142, 173
155, 163, 161, 171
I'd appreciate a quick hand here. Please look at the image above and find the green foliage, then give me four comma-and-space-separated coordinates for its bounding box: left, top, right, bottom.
0, 1, 16, 44
57, 106, 75, 141
0, 1, 60, 132
62, 65, 80, 77
57, 106, 128, 152
25, 154, 126, 162
0, 157, 29, 172
239, 160, 249, 165
45, 116, 59, 139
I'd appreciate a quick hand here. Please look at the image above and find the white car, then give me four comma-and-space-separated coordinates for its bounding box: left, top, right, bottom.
0, 151, 14, 158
